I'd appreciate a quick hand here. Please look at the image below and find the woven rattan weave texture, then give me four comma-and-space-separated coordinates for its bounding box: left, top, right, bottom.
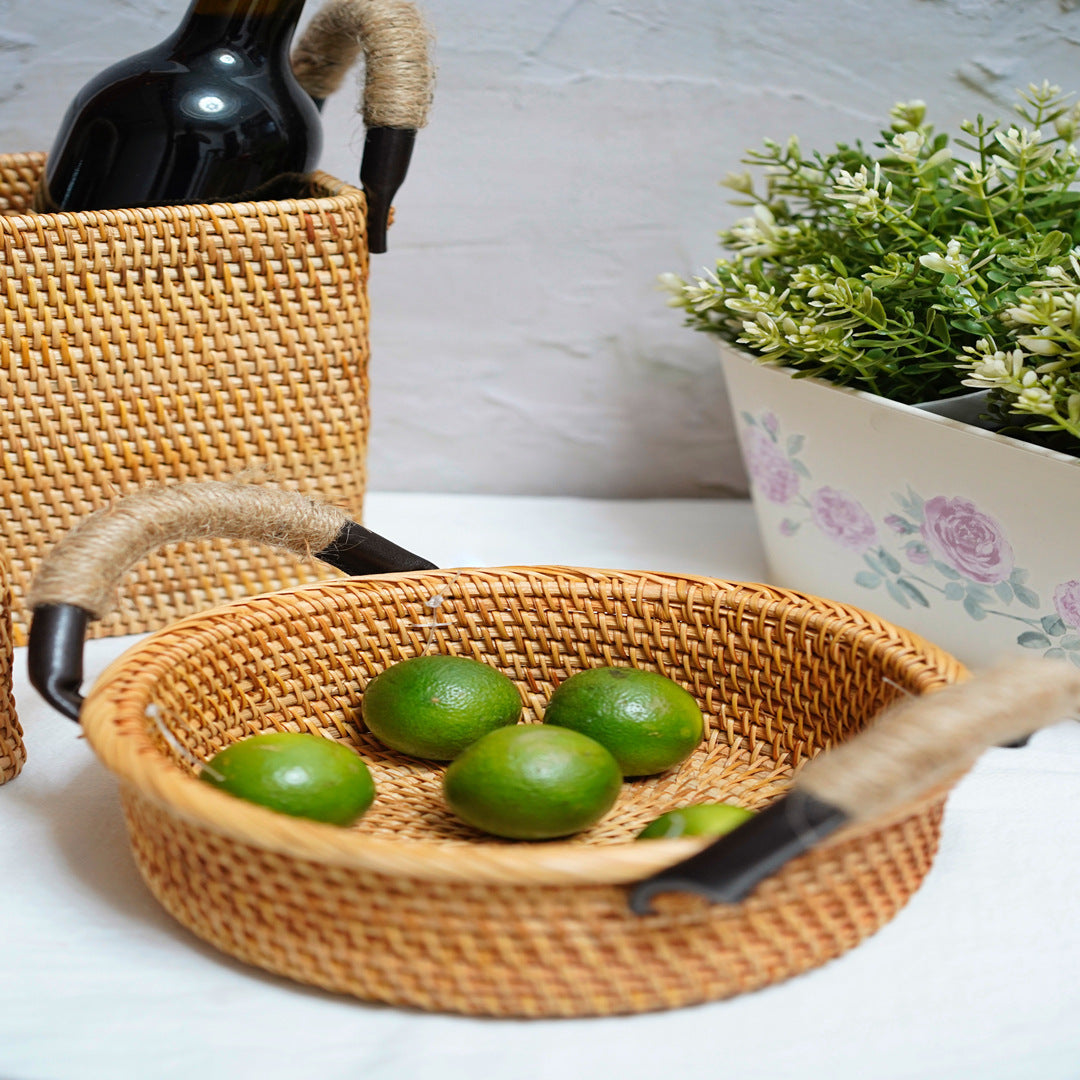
0, 152, 370, 643
0, 555, 23, 783
82, 567, 965, 1017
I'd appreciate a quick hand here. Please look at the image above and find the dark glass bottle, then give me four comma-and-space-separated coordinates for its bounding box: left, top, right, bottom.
35, 0, 321, 212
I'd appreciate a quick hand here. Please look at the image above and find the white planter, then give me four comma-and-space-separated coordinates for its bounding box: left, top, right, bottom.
719, 344, 1080, 670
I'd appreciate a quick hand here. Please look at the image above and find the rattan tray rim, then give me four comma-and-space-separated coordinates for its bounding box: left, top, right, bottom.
81, 565, 965, 886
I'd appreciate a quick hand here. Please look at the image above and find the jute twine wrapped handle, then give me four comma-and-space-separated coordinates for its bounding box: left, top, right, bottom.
28, 482, 435, 722
29, 482, 349, 620
631, 657, 1080, 909
291, 0, 435, 126
796, 657, 1080, 820
289, 0, 435, 252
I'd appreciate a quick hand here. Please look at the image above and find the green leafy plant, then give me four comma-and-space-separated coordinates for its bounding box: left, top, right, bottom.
665, 82, 1080, 450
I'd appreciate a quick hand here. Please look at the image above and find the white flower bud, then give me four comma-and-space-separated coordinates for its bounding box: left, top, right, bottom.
975, 359, 1008, 380
1018, 387, 1056, 413
891, 130, 925, 163
1003, 306, 1043, 325
1017, 335, 1063, 355
889, 99, 926, 132
720, 171, 755, 195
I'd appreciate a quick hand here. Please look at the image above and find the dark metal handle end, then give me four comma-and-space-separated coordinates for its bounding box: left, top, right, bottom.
628, 792, 847, 914
28, 603, 91, 722
28, 519, 436, 723
315, 520, 437, 576
360, 126, 417, 254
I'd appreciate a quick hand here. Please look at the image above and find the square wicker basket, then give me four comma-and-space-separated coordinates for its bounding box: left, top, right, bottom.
0, 152, 371, 644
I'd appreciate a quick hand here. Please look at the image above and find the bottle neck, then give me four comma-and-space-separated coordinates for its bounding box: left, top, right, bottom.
171, 0, 307, 58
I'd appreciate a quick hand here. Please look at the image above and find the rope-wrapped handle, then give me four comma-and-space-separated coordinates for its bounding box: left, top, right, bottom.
291, 0, 434, 126
291, 0, 435, 253
630, 659, 1080, 912
27, 482, 437, 721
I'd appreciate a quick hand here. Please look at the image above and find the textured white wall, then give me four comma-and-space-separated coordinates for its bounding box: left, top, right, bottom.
3, 0, 1080, 494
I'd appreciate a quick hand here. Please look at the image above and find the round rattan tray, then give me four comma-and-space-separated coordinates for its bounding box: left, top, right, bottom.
78, 565, 964, 1017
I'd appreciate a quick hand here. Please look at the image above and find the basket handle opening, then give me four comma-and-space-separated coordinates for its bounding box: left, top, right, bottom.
291, 0, 435, 253
27, 482, 437, 721
629, 658, 1080, 913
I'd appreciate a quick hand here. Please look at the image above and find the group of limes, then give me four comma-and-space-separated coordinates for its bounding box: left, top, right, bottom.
200, 654, 755, 842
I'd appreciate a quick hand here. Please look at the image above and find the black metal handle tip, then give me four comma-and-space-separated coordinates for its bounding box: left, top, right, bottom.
359, 126, 416, 254
27, 603, 91, 722
627, 792, 848, 914
315, 520, 437, 576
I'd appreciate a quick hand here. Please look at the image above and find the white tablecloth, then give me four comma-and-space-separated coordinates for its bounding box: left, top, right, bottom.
2, 494, 1078, 1080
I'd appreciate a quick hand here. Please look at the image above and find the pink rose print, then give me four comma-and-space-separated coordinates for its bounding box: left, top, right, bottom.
762, 412, 779, 436
809, 487, 877, 550
920, 496, 1014, 585
1053, 581, 1080, 629
744, 428, 799, 504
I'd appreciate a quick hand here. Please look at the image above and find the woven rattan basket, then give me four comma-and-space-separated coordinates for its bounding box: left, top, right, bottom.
0, 554, 24, 784
73, 563, 966, 1017
0, 0, 435, 645
0, 152, 371, 644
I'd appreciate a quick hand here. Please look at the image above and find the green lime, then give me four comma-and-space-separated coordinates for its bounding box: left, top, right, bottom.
361, 654, 523, 761
636, 802, 755, 839
542, 666, 704, 777
442, 724, 623, 840
199, 731, 375, 826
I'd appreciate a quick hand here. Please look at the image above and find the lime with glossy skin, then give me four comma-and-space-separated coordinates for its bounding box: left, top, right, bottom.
442, 725, 623, 840
636, 802, 755, 839
199, 731, 375, 826
361, 654, 523, 761
542, 666, 704, 777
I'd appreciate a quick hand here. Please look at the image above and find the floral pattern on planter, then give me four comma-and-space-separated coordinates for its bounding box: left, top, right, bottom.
740, 410, 1080, 666
809, 487, 877, 551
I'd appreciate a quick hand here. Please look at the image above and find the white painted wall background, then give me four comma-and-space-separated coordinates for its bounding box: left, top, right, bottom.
2, 0, 1080, 495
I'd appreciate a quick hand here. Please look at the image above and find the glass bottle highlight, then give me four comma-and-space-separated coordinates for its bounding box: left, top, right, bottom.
34, 0, 321, 212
